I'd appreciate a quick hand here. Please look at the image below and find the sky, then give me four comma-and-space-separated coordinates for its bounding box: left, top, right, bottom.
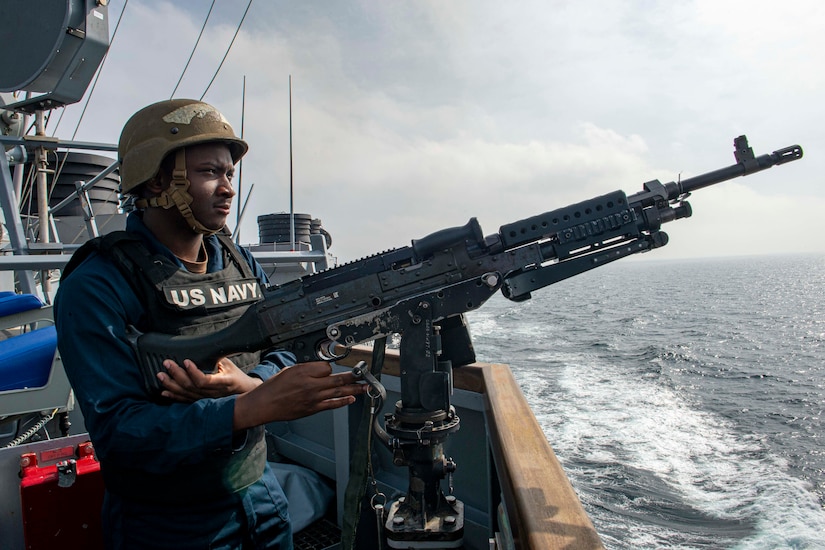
34, 0, 825, 262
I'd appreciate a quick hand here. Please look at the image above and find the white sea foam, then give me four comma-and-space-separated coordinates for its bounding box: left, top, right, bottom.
467, 255, 825, 549
521, 350, 825, 549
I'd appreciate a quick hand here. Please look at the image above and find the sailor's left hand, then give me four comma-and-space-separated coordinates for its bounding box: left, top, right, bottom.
157, 357, 262, 402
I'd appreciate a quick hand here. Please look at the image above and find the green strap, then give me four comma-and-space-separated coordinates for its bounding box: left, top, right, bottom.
341, 338, 387, 550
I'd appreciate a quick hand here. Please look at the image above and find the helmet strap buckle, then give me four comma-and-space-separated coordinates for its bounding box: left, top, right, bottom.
136, 148, 222, 236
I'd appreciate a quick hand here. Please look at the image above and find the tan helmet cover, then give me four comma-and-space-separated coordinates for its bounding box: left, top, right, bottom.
118, 98, 248, 194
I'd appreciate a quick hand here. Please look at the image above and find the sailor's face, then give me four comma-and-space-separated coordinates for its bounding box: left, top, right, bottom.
185, 143, 237, 231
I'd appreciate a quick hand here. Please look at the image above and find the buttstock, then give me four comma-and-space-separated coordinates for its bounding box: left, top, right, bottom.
126, 326, 226, 395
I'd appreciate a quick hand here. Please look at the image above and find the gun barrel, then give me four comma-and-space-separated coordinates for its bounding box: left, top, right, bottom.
679, 144, 803, 195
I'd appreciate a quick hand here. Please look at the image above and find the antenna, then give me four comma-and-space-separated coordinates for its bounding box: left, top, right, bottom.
235, 75, 246, 242
235, 183, 255, 243
289, 74, 295, 250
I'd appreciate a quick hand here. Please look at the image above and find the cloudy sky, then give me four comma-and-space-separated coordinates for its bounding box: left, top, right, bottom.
51, 0, 824, 262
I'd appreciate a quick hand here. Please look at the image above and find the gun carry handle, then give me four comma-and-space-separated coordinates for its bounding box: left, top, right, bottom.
411, 218, 484, 259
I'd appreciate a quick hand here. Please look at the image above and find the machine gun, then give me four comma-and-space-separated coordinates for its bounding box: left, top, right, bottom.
130, 135, 801, 547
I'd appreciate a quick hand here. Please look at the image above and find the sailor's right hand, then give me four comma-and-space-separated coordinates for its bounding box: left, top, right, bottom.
232, 361, 368, 430
158, 357, 262, 402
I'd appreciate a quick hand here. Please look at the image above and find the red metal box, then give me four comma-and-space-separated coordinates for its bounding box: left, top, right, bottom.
19, 441, 104, 549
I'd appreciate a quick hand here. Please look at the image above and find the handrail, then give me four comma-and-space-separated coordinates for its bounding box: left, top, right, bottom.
482, 363, 604, 549
0, 135, 118, 152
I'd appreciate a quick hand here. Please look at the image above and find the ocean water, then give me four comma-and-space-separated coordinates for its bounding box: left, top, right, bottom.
466, 254, 825, 549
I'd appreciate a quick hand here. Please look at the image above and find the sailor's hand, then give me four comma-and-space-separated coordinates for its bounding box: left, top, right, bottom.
158, 357, 262, 402
232, 361, 368, 429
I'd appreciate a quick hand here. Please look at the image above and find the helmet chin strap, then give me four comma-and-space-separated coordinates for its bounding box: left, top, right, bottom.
134, 148, 221, 236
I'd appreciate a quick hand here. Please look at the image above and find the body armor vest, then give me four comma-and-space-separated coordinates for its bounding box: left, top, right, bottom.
63, 230, 268, 503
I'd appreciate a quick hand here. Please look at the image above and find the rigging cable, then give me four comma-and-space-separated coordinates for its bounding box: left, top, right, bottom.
200, 0, 254, 101
170, 0, 216, 98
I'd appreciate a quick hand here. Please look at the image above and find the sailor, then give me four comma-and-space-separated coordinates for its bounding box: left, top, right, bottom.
54, 99, 367, 549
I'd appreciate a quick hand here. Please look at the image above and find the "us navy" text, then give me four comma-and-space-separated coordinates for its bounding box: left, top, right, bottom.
164, 281, 261, 309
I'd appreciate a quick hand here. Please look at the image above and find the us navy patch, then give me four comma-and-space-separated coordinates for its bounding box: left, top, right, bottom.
163, 280, 261, 310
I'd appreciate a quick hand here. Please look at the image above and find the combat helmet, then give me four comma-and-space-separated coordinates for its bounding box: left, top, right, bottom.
118, 99, 248, 234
